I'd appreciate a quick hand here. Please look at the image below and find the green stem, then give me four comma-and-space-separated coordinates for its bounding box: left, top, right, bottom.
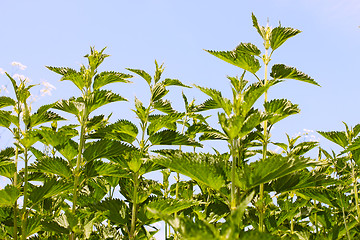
351, 160, 360, 221
130, 172, 139, 240
21, 146, 29, 240
230, 140, 237, 211
70, 104, 88, 240
13, 136, 20, 240
259, 47, 269, 232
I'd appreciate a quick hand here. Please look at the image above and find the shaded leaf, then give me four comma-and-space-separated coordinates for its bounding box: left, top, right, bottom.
149, 130, 202, 147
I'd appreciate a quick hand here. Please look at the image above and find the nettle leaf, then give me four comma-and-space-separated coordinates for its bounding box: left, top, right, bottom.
270, 26, 301, 51
252, 13, 266, 38
234, 42, 261, 56
83, 139, 135, 162
151, 83, 169, 102
146, 199, 199, 218
206, 50, 261, 74
93, 198, 129, 225
0, 96, 16, 109
242, 81, 272, 115
0, 185, 20, 207
154, 152, 228, 191
270, 64, 320, 86
54, 99, 84, 117
241, 155, 318, 190
194, 99, 220, 112
46, 66, 85, 90
38, 126, 78, 147
264, 99, 300, 125
0, 110, 19, 128
0, 164, 16, 178
29, 179, 72, 205
149, 129, 202, 147
162, 78, 191, 88
30, 111, 65, 127
83, 160, 128, 178
147, 113, 185, 135
126, 68, 152, 85
153, 99, 176, 114
86, 89, 127, 113
21, 130, 40, 148
36, 156, 72, 179
317, 131, 348, 148
93, 71, 132, 90
195, 85, 232, 115
88, 119, 138, 144
55, 139, 79, 162
186, 123, 222, 139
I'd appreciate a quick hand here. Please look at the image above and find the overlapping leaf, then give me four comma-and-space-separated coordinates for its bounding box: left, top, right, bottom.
149, 130, 202, 147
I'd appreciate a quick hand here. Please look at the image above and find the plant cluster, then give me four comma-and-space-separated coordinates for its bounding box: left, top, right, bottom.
0, 14, 359, 240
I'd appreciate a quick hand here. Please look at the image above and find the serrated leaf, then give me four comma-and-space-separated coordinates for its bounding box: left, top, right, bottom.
264, 99, 300, 125
194, 99, 220, 112
126, 68, 152, 85
195, 85, 232, 115
270, 64, 320, 86
0, 110, 18, 128
151, 83, 168, 102
153, 99, 176, 114
85, 89, 127, 113
147, 199, 199, 218
46, 66, 85, 90
234, 42, 261, 56
55, 139, 78, 162
147, 113, 184, 135
29, 179, 72, 205
30, 111, 65, 127
252, 13, 266, 38
155, 152, 228, 191
93, 71, 132, 90
83, 160, 128, 178
0, 164, 16, 178
242, 81, 273, 115
83, 140, 135, 162
162, 78, 191, 88
149, 130, 202, 147
270, 26, 301, 50
0, 96, 16, 109
36, 156, 72, 179
93, 198, 129, 225
206, 50, 261, 74
0, 185, 20, 207
54, 99, 84, 117
317, 131, 348, 148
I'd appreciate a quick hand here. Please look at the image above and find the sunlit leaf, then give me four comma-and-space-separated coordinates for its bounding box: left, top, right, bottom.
93, 71, 132, 90
270, 64, 320, 86
234, 42, 261, 56
162, 78, 191, 88
36, 156, 72, 179
0, 96, 15, 109
153, 99, 176, 114
46, 66, 85, 90
0, 185, 20, 207
83, 140, 135, 162
149, 130, 202, 147
317, 131, 348, 148
270, 26, 301, 50
264, 99, 300, 125
85, 89, 127, 113
29, 179, 72, 205
126, 68, 152, 85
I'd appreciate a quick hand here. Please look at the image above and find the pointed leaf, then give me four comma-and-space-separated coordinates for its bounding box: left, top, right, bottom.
46, 66, 85, 90
0, 96, 15, 109
195, 85, 232, 115
126, 68, 152, 85
0, 185, 20, 207
270, 64, 320, 86
149, 130, 202, 147
317, 131, 348, 148
83, 140, 135, 162
36, 156, 72, 179
270, 26, 301, 50
264, 99, 300, 125
147, 199, 199, 218
206, 50, 261, 74
93, 71, 132, 90
194, 99, 220, 112
30, 111, 65, 127
54, 99, 84, 117
29, 179, 72, 205
151, 83, 169, 102
252, 13, 265, 38
86, 89, 127, 113
234, 42, 261, 56
162, 78, 191, 88
153, 99, 176, 114
147, 113, 184, 135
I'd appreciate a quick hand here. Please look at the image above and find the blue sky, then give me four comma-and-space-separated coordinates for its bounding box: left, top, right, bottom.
0, 1, 360, 238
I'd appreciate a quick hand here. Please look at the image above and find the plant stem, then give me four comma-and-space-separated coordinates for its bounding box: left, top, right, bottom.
230, 140, 237, 211
130, 172, 139, 240
259, 45, 269, 232
13, 135, 20, 240
21, 145, 29, 240
350, 159, 360, 221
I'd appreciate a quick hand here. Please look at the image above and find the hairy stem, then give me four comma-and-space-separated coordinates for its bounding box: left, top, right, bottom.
21, 145, 29, 240
130, 172, 139, 240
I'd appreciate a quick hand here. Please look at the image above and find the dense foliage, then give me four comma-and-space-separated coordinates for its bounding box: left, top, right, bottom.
0, 14, 359, 239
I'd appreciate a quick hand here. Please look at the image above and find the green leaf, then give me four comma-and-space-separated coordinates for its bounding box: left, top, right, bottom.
36, 156, 72, 179
317, 131, 348, 148
92, 198, 129, 225
0, 96, 15, 109
234, 42, 261, 56
46, 66, 85, 90
151, 83, 169, 102
296, 188, 340, 208
205, 50, 261, 74
242, 81, 273, 115
83, 160, 128, 178
270, 26, 301, 50
83, 140, 135, 162
0, 185, 20, 207
195, 85, 232, 115
162, 78, 191, 88
30, 111, 65, 127
153, 99, 176, 114
155, 152, 228, 191
194, 99, 220, 112
146, 199, 199, 218
270, 64, 320, 86
0, 164, 16, 178
93, 71, 132, 90
20, 130, 40, 148
0, 110, 19, 128
54, 99, 84, 117
147, 113, 184, 135
251, 13, 266, 38
85, 89, 127, 113
149, 130, 202, 147
29, 179, 72, 205
126, 68, 152, 85
55, 139, 79, 162
264, 99, 300, 125
38, 126, 78, 147
241, 155, 318, 190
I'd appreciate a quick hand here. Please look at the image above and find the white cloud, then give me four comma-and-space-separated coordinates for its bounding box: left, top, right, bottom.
40, 81, 56, 96
11, 61, 27, 70
12, 74, 30, 83
0, 68, 5, 75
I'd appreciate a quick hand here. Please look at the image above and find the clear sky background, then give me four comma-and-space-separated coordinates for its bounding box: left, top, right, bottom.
0, 1, 359, 239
